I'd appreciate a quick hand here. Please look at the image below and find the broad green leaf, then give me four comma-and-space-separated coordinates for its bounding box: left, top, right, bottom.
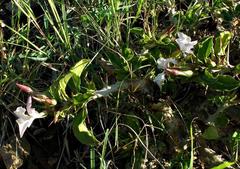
107, 52, 125, 69
70, 59, 89, 75
58, 73, 72, 100
202, 126, 219, 140
73, 122, 98, 145
214, 31, 232, 56
210, 161, 235, 169
70, 59, 89, 92
221, 9, 233, 22
72, 109, 98, 145
197, 36, 213, 62
49, 59, 89, 101
72, 92, 94, 106
200, 70, 240, 91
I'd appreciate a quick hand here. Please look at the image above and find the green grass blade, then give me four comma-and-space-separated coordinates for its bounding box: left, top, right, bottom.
1, 21, 47, 55
100, 129, 109, 169
210, 161, 235, 169
90, 146, 96, 169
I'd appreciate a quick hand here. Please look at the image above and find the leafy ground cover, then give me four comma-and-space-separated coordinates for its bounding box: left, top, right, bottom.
0, 0, 240, 168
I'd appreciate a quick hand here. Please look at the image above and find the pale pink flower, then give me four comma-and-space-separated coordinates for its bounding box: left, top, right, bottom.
14, 96, 46, 137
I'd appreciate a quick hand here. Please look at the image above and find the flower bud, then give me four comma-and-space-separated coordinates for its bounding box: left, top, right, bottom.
32, 94, 57, 106
166, 68, 193, 77
16, 83, 33, 93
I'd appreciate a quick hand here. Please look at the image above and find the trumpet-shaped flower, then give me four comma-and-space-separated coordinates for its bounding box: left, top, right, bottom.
154, 58, 177, 89
153, 72, 166, 89
157, 58, 177, 69
14, 96, 46, 138
176, 32, 197, 55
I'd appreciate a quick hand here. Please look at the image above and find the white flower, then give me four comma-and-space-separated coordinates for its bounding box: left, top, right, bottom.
14, 96, 46, 138
154, 58, 177, 89
153, 72, 166, 89
157, 58, 177, 69
176, 32, 197, 55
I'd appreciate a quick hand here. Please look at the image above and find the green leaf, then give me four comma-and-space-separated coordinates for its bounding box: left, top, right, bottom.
72, 92, 94, 106
25, 56, 48, 61
214, 31, 232, 56
58, 73, 72, 100
210, 161, 235, 169
135, 0, 144, 22
49, 59, 89, 101
197, 36, 213, 62
123, 113, 140, 132
130, 27, 144, 35
72, 109, 98, 145
221, 9, 233, 21
107, 51, 125, 69
202, 126, 219, 140
200, 70, 240, 91
185, 3, 202, 22
215, 114, 229, 127
235, 64, 240, 74
70, 59, 89, 92
232, 131, 240, 142
122, 47, 134, 61
235, 4, 240, 16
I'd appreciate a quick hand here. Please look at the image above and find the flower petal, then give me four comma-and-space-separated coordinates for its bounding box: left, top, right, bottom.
14, 107, 29, 119
153, 72, 166, 88
177, 32, 191, 41
26, 96, 44, 118
157, 58, 177, 69
26, 96, 32, 113
16, 117, 34, 137
32, 112, 46, 119
14, 96, 47, 138
188, 40, 198, 46
176, 32, 198, 56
